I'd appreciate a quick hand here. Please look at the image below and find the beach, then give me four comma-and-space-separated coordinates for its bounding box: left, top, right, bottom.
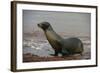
23, 32, 91, 62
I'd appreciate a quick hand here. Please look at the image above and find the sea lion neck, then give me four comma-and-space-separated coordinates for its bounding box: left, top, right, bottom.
45, 25, 54, 32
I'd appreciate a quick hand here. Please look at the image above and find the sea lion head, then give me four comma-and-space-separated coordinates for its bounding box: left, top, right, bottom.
37, 22, 50, 30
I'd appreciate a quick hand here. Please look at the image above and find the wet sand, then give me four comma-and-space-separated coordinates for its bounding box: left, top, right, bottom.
23, 43, 91, 62
23, 51, 90, 62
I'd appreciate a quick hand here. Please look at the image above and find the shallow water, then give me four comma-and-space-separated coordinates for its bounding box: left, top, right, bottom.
23, 33, 91, 60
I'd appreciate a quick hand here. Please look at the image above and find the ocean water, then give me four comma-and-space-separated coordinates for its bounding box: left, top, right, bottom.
23, 33, 91, 59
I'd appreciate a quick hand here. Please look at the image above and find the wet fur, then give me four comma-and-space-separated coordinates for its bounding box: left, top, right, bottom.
38, 22, 84, 56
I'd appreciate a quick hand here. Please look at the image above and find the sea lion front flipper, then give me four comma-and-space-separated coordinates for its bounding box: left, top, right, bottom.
50, 39, 63, 56
50, 51, 59, 56
62, 48, 69, 56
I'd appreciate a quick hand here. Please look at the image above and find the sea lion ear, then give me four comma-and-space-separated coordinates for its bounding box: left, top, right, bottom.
47, 23, 50, 27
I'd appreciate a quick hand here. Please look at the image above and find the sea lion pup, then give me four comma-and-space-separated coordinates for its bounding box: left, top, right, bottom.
37, 22, 84, 56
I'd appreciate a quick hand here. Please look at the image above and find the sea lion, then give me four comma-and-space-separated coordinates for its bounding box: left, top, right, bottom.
37, 22, 84, 56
